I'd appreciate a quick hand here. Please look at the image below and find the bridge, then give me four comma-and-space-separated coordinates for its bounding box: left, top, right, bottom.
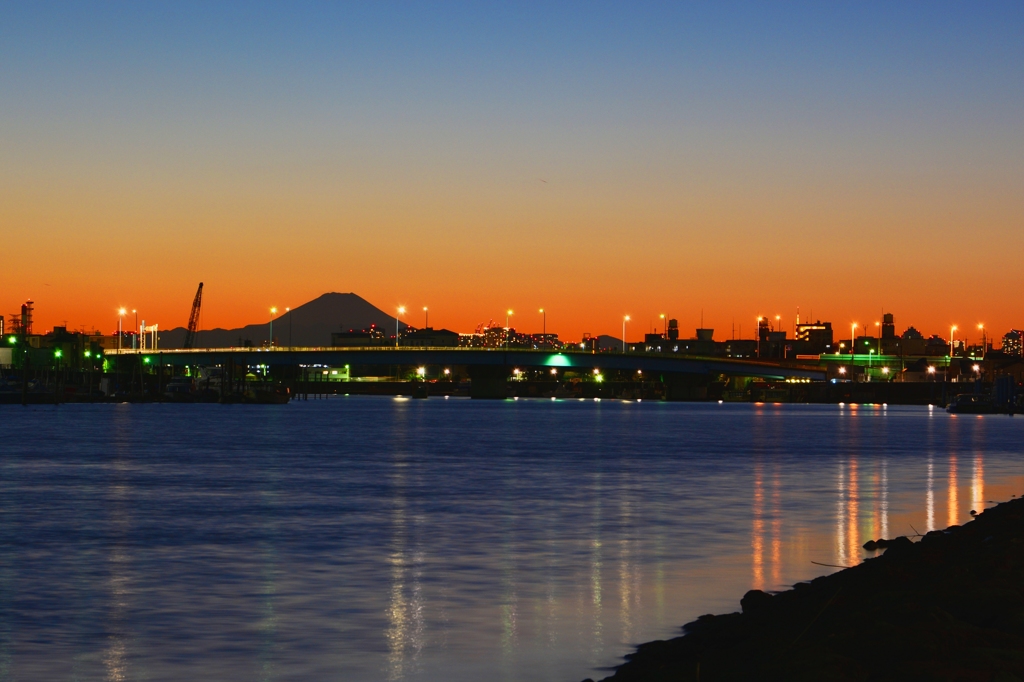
109, 346, 827, 380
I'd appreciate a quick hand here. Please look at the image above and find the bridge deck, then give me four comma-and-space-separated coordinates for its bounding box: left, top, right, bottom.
108, 347, 827, 380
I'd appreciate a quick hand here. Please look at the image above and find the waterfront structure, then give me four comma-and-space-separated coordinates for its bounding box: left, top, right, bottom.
1002, 330, 1022, 357
795, 321, 834, 355
332, 325, 388, 347
403, 328, 460, 347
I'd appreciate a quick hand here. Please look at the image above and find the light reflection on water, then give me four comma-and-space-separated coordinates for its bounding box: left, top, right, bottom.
0, 400, 1022, 682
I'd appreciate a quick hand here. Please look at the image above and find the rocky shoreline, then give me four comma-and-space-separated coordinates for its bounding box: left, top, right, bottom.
584, 496, 1024, 682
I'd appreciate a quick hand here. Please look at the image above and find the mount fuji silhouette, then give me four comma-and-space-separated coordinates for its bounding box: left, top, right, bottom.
158, 292, 408, 348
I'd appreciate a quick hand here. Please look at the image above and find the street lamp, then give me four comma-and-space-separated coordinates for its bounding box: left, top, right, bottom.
506, 310, 513, 348
118, 308, 127, 351
622, 315, 630, 353
978, 323, 985, 358
396, 306, 406, 348
851, 323, 858, 356
539, 309, 545, 337
132, 309, 138, 350
659, 313, 666, 336
927, 365, 937, 382
423, 307, 428, 329
269, 307, 277, 348
950, 325, 958, 358
285, 307, 291, 349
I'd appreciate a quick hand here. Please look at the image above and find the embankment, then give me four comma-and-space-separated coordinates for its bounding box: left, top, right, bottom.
585, 496, 1024, 682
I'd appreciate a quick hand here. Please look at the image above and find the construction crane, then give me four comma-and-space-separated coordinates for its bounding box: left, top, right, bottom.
183, 282, 204, 349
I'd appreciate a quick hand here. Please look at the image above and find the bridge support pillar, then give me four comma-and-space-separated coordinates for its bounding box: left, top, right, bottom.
662, 373, 709, 401
469, 365, 509, 399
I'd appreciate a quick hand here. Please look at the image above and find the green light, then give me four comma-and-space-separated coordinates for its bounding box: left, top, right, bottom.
144, 357, 151, 364
544, 353, 572, 367
54, 349, 62, 358
595, 374, 604, 383
7, 336, 15, 344
84, 351, 91, 357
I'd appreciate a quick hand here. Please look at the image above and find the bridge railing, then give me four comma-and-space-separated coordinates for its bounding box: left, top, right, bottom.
104, 346, 824, 371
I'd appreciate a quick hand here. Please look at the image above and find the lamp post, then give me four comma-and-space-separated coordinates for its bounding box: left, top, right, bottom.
118, 308, 126, 351
950, 325, 958, 358
539, 309, 545, 337
396, 306, 406, 348
978, 323, 985, 358
423, 307, 428, 329
286, 307, 291, 349
132, 309, 137, 350
506, 310, 513, 348
659, 313, 665, 337
622, 315, 630, 353
269, 307, 277, 348
851, 323, 858, 356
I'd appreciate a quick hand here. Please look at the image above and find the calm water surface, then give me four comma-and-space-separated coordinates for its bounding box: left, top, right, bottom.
1, 399, 1023, 681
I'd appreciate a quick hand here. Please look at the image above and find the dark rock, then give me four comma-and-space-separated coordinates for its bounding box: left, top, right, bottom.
864, 537, 898, 550
740, 589, 773, 613
590, 496, 1024, 682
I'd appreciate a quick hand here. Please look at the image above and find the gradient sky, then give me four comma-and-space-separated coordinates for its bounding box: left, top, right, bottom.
2, 2, 1022, 342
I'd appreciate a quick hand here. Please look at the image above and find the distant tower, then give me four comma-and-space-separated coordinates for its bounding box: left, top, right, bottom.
667, 319, 679, 341
20, 300, 34, 335
1003, 330, 1023, 357
881, 313, 895, 339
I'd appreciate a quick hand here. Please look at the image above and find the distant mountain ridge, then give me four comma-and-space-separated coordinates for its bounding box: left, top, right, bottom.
158, 292, 407, 348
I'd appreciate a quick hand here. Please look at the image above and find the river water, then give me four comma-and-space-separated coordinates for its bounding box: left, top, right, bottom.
1, 399, 1022, 681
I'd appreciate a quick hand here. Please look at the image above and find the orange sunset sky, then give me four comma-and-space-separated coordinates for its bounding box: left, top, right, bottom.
2, 4, 1022, 343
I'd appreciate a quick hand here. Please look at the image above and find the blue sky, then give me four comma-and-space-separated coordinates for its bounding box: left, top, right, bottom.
2, 2, 1022, 336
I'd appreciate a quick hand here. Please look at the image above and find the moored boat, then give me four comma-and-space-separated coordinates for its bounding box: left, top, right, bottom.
947, 393, 997, 414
